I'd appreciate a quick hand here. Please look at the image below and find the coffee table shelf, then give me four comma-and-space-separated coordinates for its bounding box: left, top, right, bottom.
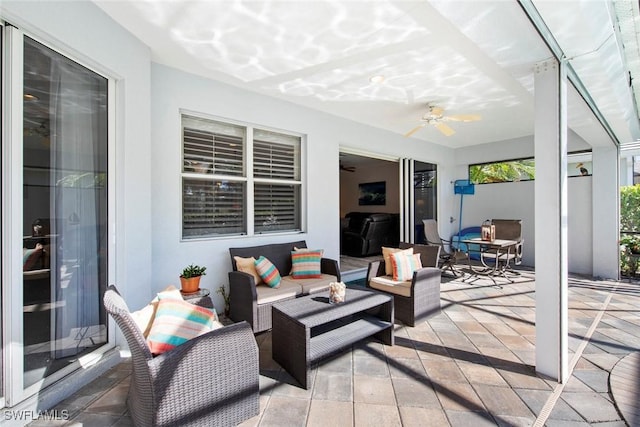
272, 288, 394, 389
309, 315, 391, 361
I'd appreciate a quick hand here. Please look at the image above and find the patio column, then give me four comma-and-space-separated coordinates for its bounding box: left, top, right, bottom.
534, 59, 569, 383
592, 146, 619, 279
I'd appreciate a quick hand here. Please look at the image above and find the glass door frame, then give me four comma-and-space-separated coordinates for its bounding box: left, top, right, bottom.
400, 158, 438, 245
1, 24, 117, 407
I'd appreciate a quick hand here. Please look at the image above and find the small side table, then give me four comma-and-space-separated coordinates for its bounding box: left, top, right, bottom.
181, 288, 213, 309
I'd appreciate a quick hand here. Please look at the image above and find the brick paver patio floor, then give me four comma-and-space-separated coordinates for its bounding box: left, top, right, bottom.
30, 269, 640, 426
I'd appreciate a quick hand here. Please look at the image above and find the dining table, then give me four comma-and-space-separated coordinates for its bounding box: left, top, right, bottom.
458, 237, 519, 285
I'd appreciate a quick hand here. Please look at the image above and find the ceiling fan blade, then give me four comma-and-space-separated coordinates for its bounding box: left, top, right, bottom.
404, 124, 425, 137
435, 122, 456, 136
444, 114, 481, 122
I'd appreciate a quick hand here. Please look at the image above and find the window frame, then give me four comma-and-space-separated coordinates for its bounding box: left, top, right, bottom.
468, 150, 592, 184
180, 111, 305, 240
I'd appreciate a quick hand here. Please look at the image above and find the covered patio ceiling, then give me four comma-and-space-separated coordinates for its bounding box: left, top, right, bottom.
95, 0, 640, 150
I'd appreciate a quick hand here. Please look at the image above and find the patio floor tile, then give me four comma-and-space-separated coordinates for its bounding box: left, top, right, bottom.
311, 372, 353, 401
392, 377, 440, 408
259, 396, 309, 427
353, 403, 401, 426
445, 409, 498, 427
399, 406, 450, 426
306, 400, 353, 427
473, 384, 534, 418
353, 376, 396, 405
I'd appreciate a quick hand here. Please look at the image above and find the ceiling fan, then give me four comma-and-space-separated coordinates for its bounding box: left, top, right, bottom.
340, 163, 356, 172
405, 105, 481, 137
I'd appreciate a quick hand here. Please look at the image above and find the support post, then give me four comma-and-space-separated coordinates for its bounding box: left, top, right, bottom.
592, 146, 619, 279
534, 59, 568, 383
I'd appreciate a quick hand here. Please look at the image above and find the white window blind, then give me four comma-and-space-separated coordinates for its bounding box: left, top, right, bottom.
183, 179, 246, 237
254, 184, 300, 233
181, 114, 302, 238
183, 116, 244, 176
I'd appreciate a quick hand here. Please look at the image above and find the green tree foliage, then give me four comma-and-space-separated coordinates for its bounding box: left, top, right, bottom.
470, 159, 536, 184
620, 185, 640, 232
620, 185, 640, 276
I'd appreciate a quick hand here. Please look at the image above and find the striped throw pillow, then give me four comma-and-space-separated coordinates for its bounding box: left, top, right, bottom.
254, 256, 281, 288
390, 251, 423, 281
382, 247, 413, 275
147, 298, 216, 355
291, 249, 323, 279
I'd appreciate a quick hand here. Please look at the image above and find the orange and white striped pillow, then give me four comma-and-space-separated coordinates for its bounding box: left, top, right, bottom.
382, 247, 414, 275
254, 256, 281, 288
389, 251, 422, 281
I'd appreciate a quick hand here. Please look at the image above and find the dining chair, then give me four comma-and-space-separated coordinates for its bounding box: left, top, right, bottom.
422, 219, 468, 277
480, 219, 523, 273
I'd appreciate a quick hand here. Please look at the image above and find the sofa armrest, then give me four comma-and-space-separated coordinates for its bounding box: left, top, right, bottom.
228, 271, 258, 326
149, 321, 259, 423
321, 257, 341, 281
411, 267, 441, 293
366, 260, 385, 283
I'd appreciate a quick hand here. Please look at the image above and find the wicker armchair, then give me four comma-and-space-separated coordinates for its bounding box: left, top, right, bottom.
366, 243, 441, 326
103, 285, 259, 427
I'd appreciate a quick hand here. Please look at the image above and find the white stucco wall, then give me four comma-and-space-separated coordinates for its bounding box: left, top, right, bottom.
453, 134, 595, 274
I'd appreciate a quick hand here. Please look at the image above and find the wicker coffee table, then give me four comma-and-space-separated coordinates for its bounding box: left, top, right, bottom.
272, 288, 394, 389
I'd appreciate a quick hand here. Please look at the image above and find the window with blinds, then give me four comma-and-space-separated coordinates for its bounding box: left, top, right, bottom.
181, 114, 302, 238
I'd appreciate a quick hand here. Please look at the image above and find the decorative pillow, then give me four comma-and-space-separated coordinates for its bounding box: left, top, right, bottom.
147, 298, 216, 355
131, 285, 183, 338
254, 256, 281, 288
390, 252, 422, 281
157, 287, 184, 300
234, 256, 263, 285
291, 248, 323, 279
23, 244, 43, 271
382, 247, 413, 276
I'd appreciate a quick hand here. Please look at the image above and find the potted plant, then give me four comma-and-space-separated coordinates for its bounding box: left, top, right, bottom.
180, 264, 207, 293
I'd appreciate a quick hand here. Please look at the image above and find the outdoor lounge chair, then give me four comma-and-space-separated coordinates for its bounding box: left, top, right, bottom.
103, 285, 259, 427
366, 243, 441, 326
423, 219, 468, 277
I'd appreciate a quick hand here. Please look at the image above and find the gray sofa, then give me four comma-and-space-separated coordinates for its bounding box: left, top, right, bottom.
228, 240, 341, 333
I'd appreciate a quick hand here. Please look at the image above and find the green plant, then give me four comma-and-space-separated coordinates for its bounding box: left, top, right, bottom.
181, 264, 207, 278
217, 285, 231, 315
620, 185, 640, 276
621, 235, 640, 254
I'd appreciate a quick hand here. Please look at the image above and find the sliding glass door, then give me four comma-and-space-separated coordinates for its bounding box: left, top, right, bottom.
3, 25, 110, 404
22, 36, 108, 388
400, 159, 437, 244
